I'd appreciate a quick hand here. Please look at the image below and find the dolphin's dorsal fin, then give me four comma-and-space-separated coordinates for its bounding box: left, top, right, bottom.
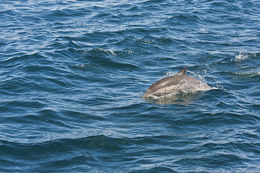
178, 67, 187, 75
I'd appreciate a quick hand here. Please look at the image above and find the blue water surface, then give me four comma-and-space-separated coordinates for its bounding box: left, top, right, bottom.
0, 0, 260, 172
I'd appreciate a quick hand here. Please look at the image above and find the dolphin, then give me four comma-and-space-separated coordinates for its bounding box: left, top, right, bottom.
143, 67, 211, 98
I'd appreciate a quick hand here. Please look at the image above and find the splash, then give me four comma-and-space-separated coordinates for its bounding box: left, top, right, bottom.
164, 71, 176, 77
187, 69, 207, 82
235, 51, 249, 61
97, 48, 116, 55
234, 51, 257, 61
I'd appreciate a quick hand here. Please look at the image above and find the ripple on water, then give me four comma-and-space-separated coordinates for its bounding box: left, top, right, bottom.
1, 0, 260, 172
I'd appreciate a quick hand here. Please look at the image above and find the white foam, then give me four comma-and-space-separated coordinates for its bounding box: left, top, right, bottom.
164, 71, 177, 77
187, 70, 206, 81
235, 71, 260, 77
234, 51, 258, 61
97, 48, 116, 55
235, 51, 249, 61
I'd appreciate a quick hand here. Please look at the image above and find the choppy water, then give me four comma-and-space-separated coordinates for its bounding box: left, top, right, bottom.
1, 0, 260, 172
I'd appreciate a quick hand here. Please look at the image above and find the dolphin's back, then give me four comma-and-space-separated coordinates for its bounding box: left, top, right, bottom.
143, 68, 210, 97
144, 75, 184, 95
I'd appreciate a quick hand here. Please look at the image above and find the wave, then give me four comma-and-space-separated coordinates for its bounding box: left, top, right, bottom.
233, 71, 260, 78
1, 0, 260, 172
0, 122, 259, 171
0, 135, 126, 152
78, 48, 140, 71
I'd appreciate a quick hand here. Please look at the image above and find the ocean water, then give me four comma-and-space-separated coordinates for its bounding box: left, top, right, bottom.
0, 0, 260, 172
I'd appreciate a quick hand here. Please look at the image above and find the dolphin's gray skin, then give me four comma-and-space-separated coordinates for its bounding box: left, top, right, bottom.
143, 68, 211, 98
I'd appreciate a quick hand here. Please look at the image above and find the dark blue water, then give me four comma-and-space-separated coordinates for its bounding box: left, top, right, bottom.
1, 0, 260, 172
